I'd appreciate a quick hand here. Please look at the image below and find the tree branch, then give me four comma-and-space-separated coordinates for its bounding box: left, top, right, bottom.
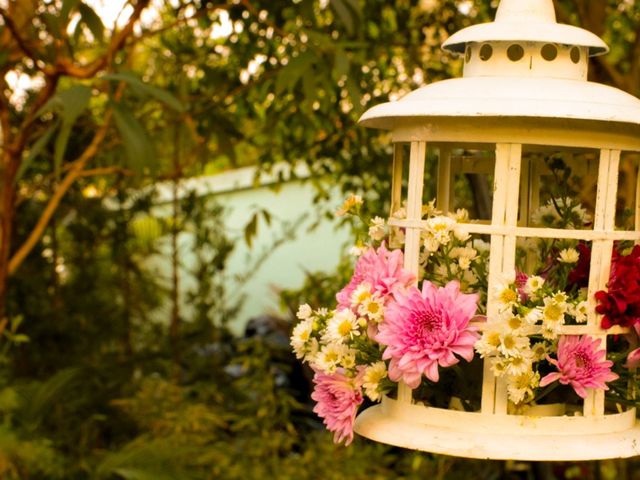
0, 7, 48, 71
9, 75, 60, 159
78, 166, 134, 177
0, 77, 12, 159
8, 111, 114, 276
55, 0, 151, 79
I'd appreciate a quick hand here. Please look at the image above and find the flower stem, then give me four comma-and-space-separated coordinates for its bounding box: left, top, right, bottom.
533, 382, 559, 403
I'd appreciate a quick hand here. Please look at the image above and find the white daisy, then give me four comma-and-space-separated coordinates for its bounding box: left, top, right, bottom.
498, 332, 530, 357
296, 304, 313, 320
558, 248, 579, 264
572, 300, 589, 324
325, 309, 360, 343
524, 276, 545, 297
358, 295, 385, 322
362, 362, 388, 401
350, 282, 373, 307
290, 318, 314, 359
368, 216, 386, 241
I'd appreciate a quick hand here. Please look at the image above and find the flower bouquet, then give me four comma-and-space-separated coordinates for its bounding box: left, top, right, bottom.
290, 195, 640, 445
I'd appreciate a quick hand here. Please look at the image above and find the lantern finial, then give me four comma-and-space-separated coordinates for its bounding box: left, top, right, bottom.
495, 0, 556, 24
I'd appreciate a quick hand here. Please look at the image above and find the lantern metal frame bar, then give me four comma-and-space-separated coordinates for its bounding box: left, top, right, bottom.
398, 141, 427, 404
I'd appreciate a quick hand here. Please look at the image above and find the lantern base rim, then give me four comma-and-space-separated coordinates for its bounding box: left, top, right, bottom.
354, 403, 640, 461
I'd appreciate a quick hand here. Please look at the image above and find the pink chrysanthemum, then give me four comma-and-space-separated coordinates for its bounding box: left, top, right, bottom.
336, 244, 414, 310
376, 280, 479, 388
311, 369, 363, 445
540, 336, 619, 398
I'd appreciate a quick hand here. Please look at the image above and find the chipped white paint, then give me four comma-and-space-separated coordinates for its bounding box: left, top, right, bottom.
354, 0, 640, 461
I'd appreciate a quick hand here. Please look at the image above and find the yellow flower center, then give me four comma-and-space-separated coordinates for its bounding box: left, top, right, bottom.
499, 288, 518, 304
338, 320, 353, 337
325, 351, 339, 363
502, 335, 516, 350
367, 302, 380, 314
487, 332, 501, 347
544, 303, 563, 322
508, 316, 522, 330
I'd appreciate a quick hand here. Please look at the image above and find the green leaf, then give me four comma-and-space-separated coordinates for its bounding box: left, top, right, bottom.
53, 123, 72, 176
95, 441, 197, 480
35, 84, 91, 123
42, 12, 62, 38
244, 213, 258, 247
58, 84, 92, 124
334, 49, 350, 79
16, 121, 58, 183
302, 71, 316, 104
60, 0, 81, 21
11, 334, 29, 344
330, 0, 355, 35
261, 209, 271, 226
275, 52, 315, 95
112, 102, 156, 174
102, 72, 185, 112
37, 85, 92, 176
78, 2, 104, 42
18, 368, 81, 431
345, 77, 363, 114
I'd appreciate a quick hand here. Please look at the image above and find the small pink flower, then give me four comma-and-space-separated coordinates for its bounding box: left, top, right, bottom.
515, 270, 529, 302
540, 336, 619, 398
625, 348, 640, 369
336, 244, 414, 310
376, 280, 479, 388
311, 369, 363, 445
625, 323, 640, 369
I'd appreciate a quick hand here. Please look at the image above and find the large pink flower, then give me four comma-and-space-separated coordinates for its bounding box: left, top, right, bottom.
540, 336, 619, 398
311, 369, 363, 445
376, 280, 479, 388
336, 244, 414, 310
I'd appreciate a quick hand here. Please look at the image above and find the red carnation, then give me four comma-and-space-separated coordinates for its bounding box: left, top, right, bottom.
568, 242, 591, 289
595, 245, 640, 329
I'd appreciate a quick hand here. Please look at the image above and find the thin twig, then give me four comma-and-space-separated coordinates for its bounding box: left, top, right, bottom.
78, 166, 135, 177
133, 3, 232, 41
0, 7, 48, 71
54, 0, 151, 79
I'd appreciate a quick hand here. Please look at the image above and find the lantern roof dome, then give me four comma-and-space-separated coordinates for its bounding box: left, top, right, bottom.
359, 0, 640, 132
442, 0, 608, 56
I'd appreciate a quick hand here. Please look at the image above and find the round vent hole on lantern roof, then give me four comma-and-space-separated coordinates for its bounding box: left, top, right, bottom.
507, 44, 525, 61
541, 43, 558, 61
571, 46, 581, 63
479, 44, 493, 61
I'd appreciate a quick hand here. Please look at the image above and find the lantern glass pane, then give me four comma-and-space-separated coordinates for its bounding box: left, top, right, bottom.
521, 147, 599, 232
617, 152, 640, 231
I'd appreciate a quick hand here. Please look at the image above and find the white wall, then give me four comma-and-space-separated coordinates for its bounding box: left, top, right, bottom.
147, 164, 351, 334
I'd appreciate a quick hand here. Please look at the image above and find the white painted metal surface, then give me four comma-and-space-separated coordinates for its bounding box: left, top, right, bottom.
355, 399, 640, 461
359, 77, 640, 130
443, 0, 607, 56
355, 0, 640, 461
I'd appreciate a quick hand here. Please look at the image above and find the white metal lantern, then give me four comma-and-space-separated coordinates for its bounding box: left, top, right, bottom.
354, 0, 640, 461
